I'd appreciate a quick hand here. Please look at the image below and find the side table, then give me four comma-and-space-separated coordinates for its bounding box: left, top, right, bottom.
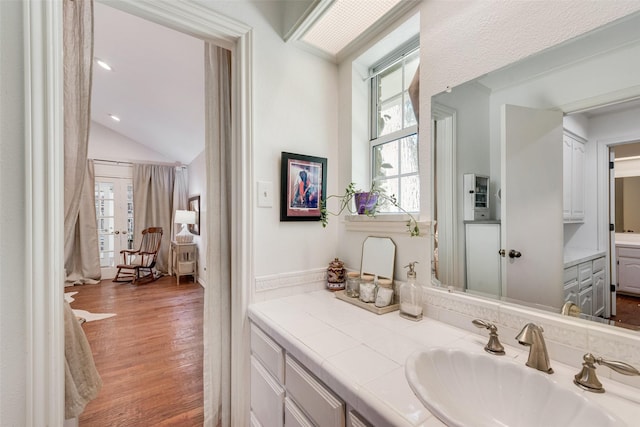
170, 241, 198, 285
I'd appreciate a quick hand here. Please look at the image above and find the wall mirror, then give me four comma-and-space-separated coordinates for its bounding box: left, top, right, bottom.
361, 236, 396, 280
431, 11, 640, 332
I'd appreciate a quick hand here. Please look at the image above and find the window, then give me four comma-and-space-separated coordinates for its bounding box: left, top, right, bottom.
370, 40, 419, 213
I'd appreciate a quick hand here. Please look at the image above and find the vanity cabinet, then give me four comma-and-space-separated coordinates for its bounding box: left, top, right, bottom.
250, 323, 349, 427
617, 245, 640, 295
463, 173, 490, 220
563, 132, 586, 223
563, 255, 605, 317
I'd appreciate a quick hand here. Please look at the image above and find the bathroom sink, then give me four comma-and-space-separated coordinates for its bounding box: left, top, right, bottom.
405, 348, 625, 427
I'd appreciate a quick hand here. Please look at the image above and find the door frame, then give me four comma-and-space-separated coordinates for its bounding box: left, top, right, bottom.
597, 133, 640, 319
24, 1, 253, 424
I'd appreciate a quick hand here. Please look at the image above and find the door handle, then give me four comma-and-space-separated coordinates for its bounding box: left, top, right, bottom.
122, 231, 127, 235
509, 249, 522, 259
114, 231, 120, 234
498, 249, 506, 257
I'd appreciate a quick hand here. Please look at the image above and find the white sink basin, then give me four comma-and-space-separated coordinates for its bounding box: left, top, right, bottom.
405, 348, 625, 427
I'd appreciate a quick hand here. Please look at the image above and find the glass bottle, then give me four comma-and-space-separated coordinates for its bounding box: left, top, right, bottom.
399, 262, 423, 321
345, 272, 360, 298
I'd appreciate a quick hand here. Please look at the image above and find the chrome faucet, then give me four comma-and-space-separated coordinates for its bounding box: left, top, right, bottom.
574, 353, 640, 393
472, 319, 505, 355
516, 323, 553, 374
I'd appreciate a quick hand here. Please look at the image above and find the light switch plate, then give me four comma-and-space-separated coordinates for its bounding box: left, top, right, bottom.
257, 181, 273, 208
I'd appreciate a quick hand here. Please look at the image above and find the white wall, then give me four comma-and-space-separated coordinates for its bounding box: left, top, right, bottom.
0, 1, 27, 424
198, 2, 340, 281
188, 150, 207, 285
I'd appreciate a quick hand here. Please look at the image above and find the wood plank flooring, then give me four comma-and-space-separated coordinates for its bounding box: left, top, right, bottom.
68, 276, 204, 426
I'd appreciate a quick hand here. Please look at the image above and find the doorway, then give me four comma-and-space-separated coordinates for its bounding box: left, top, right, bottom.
24, 1, 252, 424
94, 164, 134, 279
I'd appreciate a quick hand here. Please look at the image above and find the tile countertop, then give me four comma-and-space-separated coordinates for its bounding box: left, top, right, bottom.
563, 248, 606, 268
248, 290, 640, 427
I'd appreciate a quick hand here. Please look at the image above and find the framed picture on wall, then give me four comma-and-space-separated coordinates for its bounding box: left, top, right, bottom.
280, 152, 327, 221
188, 195, 200, 235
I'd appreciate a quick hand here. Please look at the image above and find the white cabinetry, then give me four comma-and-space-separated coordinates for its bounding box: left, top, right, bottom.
463, 174, 490, 220
250, 323, 351, 427
465, 222, 501, 296
563, 132, 586, 222
563, 255, 605, 317
617, 245, 640, 295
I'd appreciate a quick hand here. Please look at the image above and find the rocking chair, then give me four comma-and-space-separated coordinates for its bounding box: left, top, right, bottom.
113, 227, 163, 285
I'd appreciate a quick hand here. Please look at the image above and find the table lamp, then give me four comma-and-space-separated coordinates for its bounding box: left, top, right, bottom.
175, 210, 197, 243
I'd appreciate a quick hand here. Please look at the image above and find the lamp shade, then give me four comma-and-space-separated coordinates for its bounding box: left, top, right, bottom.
175, 210, 196, 225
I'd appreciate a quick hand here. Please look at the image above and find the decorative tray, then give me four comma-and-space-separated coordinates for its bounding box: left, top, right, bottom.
334, 290, 399, 315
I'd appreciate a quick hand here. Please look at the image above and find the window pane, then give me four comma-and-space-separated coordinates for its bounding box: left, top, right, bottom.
401, 175, 420, 212
377, 96, 402, 136
403, 52, 419, 91
378, 62, 402, 102
98, 217, 114, 234
404, 94, 417, 127
400, 134, 419, 174
377, 177, 400, 213
373, 140, 398, 179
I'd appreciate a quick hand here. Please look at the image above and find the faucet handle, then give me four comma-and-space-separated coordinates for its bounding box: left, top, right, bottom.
472, 319, 505, 355
574, 353, 640, 393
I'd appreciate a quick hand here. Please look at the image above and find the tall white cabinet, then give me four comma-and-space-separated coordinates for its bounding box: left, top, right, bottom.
463, 174, 490, 220
465, 221, 501, 296
563, 131, 586, 222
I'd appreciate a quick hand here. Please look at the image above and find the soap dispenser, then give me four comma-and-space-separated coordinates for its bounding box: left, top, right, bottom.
400, 262, 423, 321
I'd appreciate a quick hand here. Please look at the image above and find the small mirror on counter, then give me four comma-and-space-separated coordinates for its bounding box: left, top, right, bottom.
361, 236, 396, 281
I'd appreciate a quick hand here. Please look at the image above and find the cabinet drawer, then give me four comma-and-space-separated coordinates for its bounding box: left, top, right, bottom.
251, 324, 284, 383
592, 257, 605, 273
251, 356, 285, 427
578, 262, 592, 282
284, 397, 314, 427
617, 246, 640, 258
347, 410, 373, 427
563, 266, 577, 284
285, 355, 345, 427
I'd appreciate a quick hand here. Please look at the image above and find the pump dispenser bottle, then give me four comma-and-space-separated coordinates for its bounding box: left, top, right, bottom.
399, 262, 423, 321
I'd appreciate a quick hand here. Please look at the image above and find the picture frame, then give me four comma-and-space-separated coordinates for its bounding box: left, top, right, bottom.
280, 152, 327, 221
188, 195, 200, 235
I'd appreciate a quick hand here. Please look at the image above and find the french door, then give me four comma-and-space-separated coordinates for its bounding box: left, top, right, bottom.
95, 176, 134, 279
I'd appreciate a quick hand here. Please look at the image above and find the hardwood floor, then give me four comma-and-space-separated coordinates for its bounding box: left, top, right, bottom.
68, 276, 204, 426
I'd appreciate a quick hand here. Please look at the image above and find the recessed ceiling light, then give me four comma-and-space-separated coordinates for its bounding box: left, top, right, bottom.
109, 114, 120, 122
302, 0, 403, 56
96, 58, 113, 71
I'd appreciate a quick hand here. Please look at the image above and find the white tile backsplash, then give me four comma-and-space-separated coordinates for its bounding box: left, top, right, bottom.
423, 285, 640, 388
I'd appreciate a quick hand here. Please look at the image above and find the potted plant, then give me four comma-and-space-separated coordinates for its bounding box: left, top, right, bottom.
320, 182, 420, 236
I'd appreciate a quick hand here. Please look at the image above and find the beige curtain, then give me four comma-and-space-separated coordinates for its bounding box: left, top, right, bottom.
408, 64, 420, 122
203, 43, 232, 427
132, 164, 176, 273
63, 0, 100, 284
172, 167, 189, 240
65, 160, 101, 285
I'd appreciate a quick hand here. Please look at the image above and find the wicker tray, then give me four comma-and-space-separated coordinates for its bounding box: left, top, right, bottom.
334, 290, 399, 314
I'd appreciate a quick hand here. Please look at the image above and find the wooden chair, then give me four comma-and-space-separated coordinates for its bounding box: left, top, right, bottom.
113, 227, 163, 285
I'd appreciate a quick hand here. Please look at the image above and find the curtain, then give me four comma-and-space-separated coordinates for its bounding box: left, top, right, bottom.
63, 0, 100, 285
203, 43, 232, 427
172, 167, 189, 240
65, 160, 101, 285
408, 64, 420, 123
132, 164, 175, 273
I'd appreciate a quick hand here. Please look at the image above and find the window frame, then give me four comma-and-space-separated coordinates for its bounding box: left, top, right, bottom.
368, 37, 420, 214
